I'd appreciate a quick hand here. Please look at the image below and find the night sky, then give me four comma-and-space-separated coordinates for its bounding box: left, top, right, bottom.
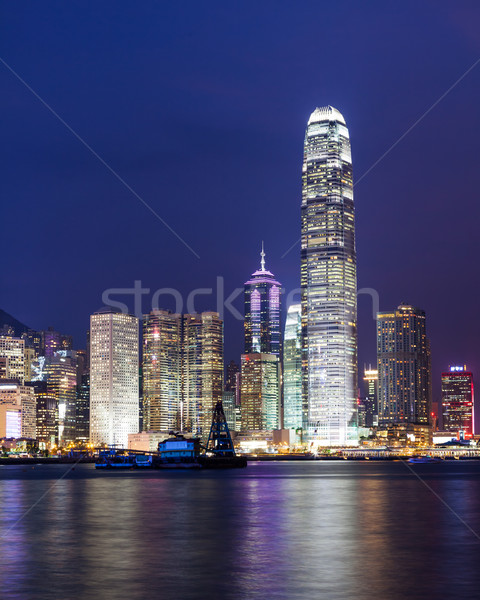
2, 1, 480, 412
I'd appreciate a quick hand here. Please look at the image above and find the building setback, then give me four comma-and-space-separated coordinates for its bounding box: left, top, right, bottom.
377, 305, 431, 425
301, 106, 358, 445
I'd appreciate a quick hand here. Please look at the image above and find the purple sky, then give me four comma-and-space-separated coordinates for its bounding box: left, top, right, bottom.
2, 1, 480, 418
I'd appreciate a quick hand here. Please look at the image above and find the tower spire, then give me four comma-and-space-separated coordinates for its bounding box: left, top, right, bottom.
260, 241, 265, 271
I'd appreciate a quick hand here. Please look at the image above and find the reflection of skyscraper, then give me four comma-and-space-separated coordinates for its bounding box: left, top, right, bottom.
441, 366, 474, 437
143, 310, 182, 432
283, 304, 302, 430
90, 308, 139, 447
244, 245, 281, 356
377, 305, 431, 425
183, 312, 223, 436
301, 106, 358, 445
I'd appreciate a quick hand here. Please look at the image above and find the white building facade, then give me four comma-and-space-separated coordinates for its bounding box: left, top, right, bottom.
90, 308, 139, 447
301, 106, 358, 446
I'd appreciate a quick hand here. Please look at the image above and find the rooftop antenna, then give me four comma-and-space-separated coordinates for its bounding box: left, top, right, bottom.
260, 241, 266, 271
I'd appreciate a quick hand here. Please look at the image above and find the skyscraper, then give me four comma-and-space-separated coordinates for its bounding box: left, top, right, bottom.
0, 336, 25, 383
301, 106, 358, 445
90, 308, 139, 447
76, 373, 90, 442
142, 310, 182, 432
244, 244, 281, 356
377, 305, 431, 425
441, 366, 474, 437
27, 380, 58, 446
182, 312, 223, 436
363, 367, 379, 427
240, 353, 279, 431
45, 352, 77, 444
283, 304, 302, 430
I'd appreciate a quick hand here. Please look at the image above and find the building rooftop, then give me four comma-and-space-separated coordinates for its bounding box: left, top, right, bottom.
308, 105, 346, 126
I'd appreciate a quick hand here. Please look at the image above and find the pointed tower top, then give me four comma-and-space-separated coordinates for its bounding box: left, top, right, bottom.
260, 241, 266, 271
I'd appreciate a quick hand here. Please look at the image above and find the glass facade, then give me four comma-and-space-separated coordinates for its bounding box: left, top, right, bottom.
142, 310, 182, 432
283, 304, 302, 430
301, 106, 358, 445
363, 368, 379, 427
441, 366, 474, 437
240, 353, 279, 431
182, 312, 223, 437
45, 352, 77, 444
377, 305, 431, 425
244, 246, 281, 356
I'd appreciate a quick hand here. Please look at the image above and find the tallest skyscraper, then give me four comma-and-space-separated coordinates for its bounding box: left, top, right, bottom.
301, 106, 358, 446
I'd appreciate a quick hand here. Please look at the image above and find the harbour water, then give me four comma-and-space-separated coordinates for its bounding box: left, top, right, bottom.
1, 461, 480, 599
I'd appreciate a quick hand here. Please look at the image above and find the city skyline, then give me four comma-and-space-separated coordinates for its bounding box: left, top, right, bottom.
3, 3, 480, 410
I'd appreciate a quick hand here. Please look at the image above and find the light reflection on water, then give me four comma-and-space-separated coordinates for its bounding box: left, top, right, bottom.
0, 461, 479, 600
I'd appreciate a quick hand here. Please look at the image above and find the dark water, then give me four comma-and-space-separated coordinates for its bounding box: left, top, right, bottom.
1, 461, 480, 600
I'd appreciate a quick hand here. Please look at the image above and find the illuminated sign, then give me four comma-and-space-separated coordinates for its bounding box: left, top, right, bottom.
449, 366, 466, 372
6, 410, 21, 438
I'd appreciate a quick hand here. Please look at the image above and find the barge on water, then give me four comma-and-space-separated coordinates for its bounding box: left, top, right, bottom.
95, 449, 153, 469
95, 401, 247, 470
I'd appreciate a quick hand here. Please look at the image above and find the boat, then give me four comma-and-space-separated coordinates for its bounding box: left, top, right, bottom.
134, 454, 153, 468
408, 455, 443, 464
95, 449, 136, 469
156, 434, 202, 469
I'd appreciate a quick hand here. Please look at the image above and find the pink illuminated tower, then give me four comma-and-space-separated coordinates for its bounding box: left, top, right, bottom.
243, 243, 281, 356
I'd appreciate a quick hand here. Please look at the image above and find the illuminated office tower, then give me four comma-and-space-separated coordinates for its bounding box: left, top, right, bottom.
0, 380, 36, 439
0, 336, 25, 383
441, 366, 474, 437
244, 244, 281, 356
283, 304, 303, 430
45, 352, 77, 444
43, 327, 73, 357
76, 373, 90, 441
377, 305, 431, 425
222, 390, 237, 431
90, 308, 139, 447
182, 312, 223, 436
225, 359, 240, 403
363, 367, 379, 427
301, 106, 358, 445
27, 381, 58, 445
24, 347, 36, 382
142, 310, 182, 432
240, 353, 279, 431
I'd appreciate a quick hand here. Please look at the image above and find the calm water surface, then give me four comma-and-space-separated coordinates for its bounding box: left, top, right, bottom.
1, 461, 479, 600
